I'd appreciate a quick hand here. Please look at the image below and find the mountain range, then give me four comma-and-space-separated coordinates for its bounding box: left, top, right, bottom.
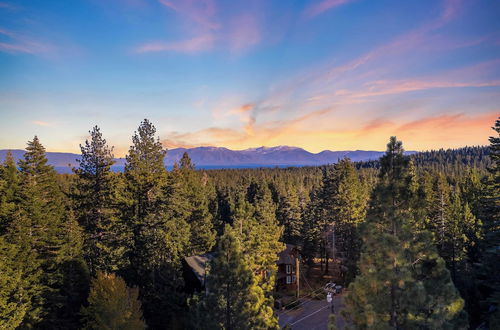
0, 146, 415, 173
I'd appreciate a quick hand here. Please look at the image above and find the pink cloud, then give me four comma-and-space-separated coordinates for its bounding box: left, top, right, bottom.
227, 14, 260, 53
135, 34, 215, 53
32, 120, 51, 127
0, 28, 54, 55
135, 0, 264, 55
303, 0, 352, 19
158, 0, 220, 30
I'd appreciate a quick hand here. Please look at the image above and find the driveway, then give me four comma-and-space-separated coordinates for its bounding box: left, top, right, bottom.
277, 294, 346, 329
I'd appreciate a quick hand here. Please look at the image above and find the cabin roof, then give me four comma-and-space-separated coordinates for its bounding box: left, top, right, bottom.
277, 243, 297, 265
184, 253, 213, 284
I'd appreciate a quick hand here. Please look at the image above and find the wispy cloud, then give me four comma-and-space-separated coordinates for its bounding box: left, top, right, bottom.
32, 120, 51, 127
226, 13, 260, 53
302, 0, 353, 19
161, 110, 496, 152
135, 35, 215, 53
135, 0, 263, 55
159, 0, 220, 30
0, 28, 54, 55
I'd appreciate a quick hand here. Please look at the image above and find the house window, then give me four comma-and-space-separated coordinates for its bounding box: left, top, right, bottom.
292, 275, 296, 283
286, 264, 291, 274
286, 275, 292, 284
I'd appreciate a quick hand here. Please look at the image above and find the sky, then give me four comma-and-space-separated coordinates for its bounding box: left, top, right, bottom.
0, 0, 499, 156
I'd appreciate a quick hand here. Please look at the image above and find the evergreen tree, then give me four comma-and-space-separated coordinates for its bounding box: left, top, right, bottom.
125, 119, 167, 222
317, 159, 366, 281
241, 183, 284, 291
443, 189, 480, 283
277, 184, 302, 245
14, 137, 87, 328
2, 137, 88, 328
5, 210, 44, 327
177, 152, 216, 255
478, 117, 500, 327
0, 236, 28, 329
193, 225, 279, 330
81, 272, 145, 330
74, 126, 128, 275
0, 151, 18, 234
124, 119, 189, 328
345, 137, 467, 329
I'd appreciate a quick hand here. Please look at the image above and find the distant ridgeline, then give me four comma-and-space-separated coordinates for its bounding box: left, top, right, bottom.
0, 145, 490, 174
355, 146, 491, 175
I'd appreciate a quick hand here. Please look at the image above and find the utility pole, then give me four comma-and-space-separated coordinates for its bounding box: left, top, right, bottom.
331, 223, 336, 269
296, 254, 300, 298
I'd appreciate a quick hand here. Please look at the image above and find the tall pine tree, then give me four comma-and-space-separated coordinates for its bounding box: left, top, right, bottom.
124, 119, 189, 329
8, 136, 87, 329
345, 137, 467, 329
478, 117, 500, 327
317, 158, 366, 281
74, 126, 129, 275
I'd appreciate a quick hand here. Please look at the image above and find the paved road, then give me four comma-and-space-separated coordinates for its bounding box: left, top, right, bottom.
277, 295, 346, 329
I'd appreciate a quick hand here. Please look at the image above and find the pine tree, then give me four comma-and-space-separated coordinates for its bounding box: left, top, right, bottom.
317, 158, 366, 281
56, 209, 90, 329
0, 236, 28, 329
345, 137, 467, 329
81, 272, 145, 330
443, 189, 480, 283
300, 189, 322, 267
125, 119, 167, 222
177, 152, 216, 255
14, 137, 73, 327
124, 119, 189, 328
0, 151, 18, 234
193, 225, 279, 330
277, 185, 302, 245
478, 117, 500, 326
74, 126, 129, 275
5, 210, 44, 327
17, 137, 89, 328
240, 183, 284, 291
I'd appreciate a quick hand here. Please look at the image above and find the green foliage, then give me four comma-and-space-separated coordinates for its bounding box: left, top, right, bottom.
5, 136, 89, 329
277, 184, 303, 244
236, 182, 284, 293
74, 126, 129, 275
0, 236, 28, 329
345, 137, 467, 329
478, 117, 500, 327
81, 272, 145, 330
1, 120, 497, 329
317, 158, 367, 281
192, 225, 279, 330
125, 119, 167, 222
0, 151, 18, 234
176, 152, 216, 255
124, 119, 189, 328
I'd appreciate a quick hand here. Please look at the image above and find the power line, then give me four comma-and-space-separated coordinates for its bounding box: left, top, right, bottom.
278, 286, 324, 311
278, 288, 326, 318
290, 304, 330, 326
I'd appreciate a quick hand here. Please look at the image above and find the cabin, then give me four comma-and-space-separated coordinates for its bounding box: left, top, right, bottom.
276, 244, 299, 290
183, 244, 299, 293
182, 253, 213, 294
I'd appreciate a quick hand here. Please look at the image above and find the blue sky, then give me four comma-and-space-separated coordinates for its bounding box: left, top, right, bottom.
0, 0, 499, 155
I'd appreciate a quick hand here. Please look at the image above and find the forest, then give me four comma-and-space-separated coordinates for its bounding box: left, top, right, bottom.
0, 117, 498, 330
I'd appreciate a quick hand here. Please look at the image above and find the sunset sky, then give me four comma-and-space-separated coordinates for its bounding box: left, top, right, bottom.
0, 0, 499, 156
